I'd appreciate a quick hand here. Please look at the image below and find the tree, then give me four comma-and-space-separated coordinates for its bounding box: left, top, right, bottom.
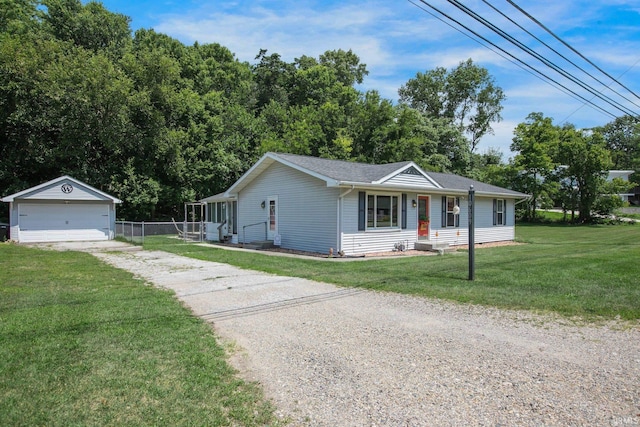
42, 0, 131, 57
510, 113, 560, 221
598, 115, 640, 183
398, 59, 505, 151
558, 127, 612, 222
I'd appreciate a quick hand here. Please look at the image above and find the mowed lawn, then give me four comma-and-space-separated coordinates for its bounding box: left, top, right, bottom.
2, 224, 638, 426
145, 223, 640, 321
0, 245, 277, 427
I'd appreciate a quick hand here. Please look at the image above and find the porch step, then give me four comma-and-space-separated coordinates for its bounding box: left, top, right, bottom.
243, 240, 274, 250
414, 241, 456, 254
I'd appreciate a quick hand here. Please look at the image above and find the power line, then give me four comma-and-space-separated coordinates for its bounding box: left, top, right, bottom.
560, 57, 640, 124
411, 0, 618, 119
406, 0, 603, 110
446, 0, 637, 117
480, 0, 640, 112
506, 0, 640, 104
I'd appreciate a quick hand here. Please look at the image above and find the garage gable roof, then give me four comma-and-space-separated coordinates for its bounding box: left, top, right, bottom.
1, 176, 122, 203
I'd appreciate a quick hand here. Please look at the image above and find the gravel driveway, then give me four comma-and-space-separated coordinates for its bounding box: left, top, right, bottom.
86, 247, 639, 426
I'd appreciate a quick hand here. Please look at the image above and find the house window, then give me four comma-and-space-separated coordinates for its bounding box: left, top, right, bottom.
494, 199, 506, 226
207, 202, 226, 223
366, 194, 399, 229
441, 196, 460, 228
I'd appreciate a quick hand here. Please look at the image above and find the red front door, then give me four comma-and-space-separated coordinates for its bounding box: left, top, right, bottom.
418, 196, 430, 238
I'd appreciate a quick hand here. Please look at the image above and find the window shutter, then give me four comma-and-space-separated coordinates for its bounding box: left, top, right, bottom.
455, 197, 460, 227
358, 192, 366, 231
441, 196, 446, 228
401, 194, 407, 229
493, 199, 497, 226
503, 199, 507, 225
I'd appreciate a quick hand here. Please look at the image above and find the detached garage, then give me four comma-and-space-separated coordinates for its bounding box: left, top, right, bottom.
1, 176, 121, 243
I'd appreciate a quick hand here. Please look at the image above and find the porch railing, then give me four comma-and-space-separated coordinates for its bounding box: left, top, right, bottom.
242, 221, 267, 245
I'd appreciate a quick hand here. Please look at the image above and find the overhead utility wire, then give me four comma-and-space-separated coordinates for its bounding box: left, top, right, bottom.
560, 56, 640, 124
446, 0, 637, 118
413, 0, 617, 119
506, 0, 640, 104
480, 0, 640, 112
406, 0, 610, 113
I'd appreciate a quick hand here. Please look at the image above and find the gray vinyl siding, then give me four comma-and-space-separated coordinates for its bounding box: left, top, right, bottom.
429, 196, 515, 245
238, 162, 339, 253
340, 191, 420, 255
20, 180, 108, 201
384, 173, 438, 188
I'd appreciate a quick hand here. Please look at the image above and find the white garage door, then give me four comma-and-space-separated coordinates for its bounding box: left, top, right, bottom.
18, 203, 110, 243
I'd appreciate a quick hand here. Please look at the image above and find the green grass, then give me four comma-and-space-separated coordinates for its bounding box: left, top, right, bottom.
144, 223, 640, 321
0, 244, 277, 427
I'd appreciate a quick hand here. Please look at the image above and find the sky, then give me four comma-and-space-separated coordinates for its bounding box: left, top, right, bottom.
89, 0, 640, 158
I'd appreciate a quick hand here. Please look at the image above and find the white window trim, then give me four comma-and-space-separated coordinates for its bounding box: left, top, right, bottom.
366, 192, 401, 230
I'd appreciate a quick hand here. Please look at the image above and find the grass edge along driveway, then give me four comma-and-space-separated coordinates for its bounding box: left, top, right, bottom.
0, 244, 279, 427
144, 223, 640, 322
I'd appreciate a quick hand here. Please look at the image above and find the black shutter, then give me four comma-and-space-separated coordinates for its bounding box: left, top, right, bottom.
401, 194, 407, 229
493, 198, 497, 226
503, 199, 507, 225
455, 197, 460, 227
358, 192, 366, 231
441, 196, 447, 228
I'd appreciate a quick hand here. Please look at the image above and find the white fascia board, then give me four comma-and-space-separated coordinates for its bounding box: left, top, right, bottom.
336, 182, 528, 199
1, 175, 122, 203
225, 153, 275, 194
372, 162, 443, 188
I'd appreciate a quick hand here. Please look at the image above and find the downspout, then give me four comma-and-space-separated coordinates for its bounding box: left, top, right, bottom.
337, 186, 355, 253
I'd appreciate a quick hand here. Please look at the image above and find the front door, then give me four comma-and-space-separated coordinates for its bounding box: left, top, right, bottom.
267, 196, 278, 240
418, 196, 430, 239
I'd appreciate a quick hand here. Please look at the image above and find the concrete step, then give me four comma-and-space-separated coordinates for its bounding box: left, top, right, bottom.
414, 241, 456, 254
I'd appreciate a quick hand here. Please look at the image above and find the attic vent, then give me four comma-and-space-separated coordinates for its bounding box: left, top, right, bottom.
402, 166, 421, 176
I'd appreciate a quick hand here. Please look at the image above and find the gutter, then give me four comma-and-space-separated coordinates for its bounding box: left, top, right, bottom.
337, 185, 355, 253
335, 182, 527, 199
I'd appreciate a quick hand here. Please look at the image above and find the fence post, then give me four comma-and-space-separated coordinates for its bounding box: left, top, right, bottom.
142, 221, 145, 244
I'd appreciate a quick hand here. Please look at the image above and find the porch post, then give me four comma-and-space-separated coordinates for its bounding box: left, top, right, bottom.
468, 185, 475, 281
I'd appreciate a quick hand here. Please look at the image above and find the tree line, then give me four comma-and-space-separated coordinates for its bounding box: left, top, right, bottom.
1, 0, 638, 221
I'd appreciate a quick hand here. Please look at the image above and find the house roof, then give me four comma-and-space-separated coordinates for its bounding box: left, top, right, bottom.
274, 153, 415, 183
200, 192, 236, 203
427, 172, 526, 197
223, 152, 528, 198
1, 175, 122, 203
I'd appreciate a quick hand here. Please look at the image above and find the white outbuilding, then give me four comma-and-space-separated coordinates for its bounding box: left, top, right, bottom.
1, 176, 121, 243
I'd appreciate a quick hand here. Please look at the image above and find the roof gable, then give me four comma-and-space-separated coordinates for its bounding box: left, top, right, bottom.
1, 176, 122, 203
222, 153, 527, 198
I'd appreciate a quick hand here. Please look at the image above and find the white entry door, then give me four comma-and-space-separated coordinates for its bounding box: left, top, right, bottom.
267, 196, 278, 240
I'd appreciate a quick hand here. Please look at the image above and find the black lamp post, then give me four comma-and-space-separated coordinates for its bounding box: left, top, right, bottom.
468, 185, 475, 281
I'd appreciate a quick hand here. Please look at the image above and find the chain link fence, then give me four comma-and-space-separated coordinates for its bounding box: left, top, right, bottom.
116, 221, 204, 244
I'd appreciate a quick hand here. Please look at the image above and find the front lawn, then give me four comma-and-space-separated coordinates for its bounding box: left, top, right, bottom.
144, 223, 640, 321
0, 244, 276, 427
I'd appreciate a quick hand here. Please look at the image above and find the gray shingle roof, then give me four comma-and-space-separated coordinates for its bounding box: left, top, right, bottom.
272, 153, 526, 197
427, 171, 526, 196
274, 153, 412, 183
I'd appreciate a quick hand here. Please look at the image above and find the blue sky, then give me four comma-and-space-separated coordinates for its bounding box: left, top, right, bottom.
91, 0, 640, 158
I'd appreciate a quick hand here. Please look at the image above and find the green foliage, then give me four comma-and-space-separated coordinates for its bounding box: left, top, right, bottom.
593, 178, 634, 217
510, 112, 560, 221
398, 58, 505, 152
3, 0, 636, 225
